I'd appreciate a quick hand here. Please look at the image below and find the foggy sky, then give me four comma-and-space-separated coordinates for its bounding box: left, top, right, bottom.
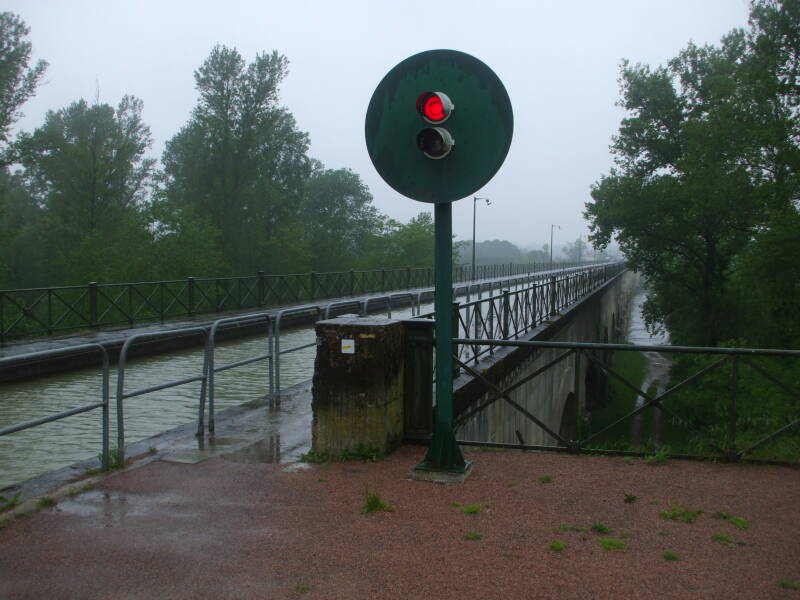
6, 0, 751, 251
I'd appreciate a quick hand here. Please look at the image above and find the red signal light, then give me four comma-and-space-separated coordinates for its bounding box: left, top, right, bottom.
416, 92, 453, 124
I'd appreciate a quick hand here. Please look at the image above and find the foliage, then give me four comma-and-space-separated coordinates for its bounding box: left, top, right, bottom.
661, 505, 703, 523
599, 538, 627, 551
586, 1, 800, 348
464, 532, 483, 540
537, 474, 553, 484
549, 539, 566, 551
361, 489, 392, 514
0, 12, 47, 160
712, 533, 737, 548
663, 551, 680, 561
337, 443, 383, 463
461, 503, 485, 515
0, 491, 21, 512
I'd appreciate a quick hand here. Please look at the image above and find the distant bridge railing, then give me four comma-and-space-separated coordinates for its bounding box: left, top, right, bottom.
0, 261, 603, 342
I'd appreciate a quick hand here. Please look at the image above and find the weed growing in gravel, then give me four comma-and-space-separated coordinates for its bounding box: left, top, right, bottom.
661, 505, 703, 523
559, 525, 585, 532
148, 447, 157, 455
712, 534, 737, 548
663, 551, 680, 561
599, 538, 627, 551
505, 481, 517, 488
712, 511, 749, 530
658, 530, 671, 536
649, 499, 660, 505
624, 493, 638, 504
361, 490, 392, 515
591, 522, 610, 534
36, 496, 55, 509
644, 449, 669, 466
623, 456, 635, 464
464, 532, 482, 541
299, 450, 329, 464
549, 540, 566, 552
538, 475, 553, 484
294, 584, 311, 594
67, 488, 79, 497
317, 478, 326, 483
0, 492, 21, 512
728, 516, 749, 530
462, 504, 485, 515
780, 578, 800, 590
339, 443, 383, 462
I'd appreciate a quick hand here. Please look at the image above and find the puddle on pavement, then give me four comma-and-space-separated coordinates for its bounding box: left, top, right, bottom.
57, 490, 199, 526
220, 434, 282, 464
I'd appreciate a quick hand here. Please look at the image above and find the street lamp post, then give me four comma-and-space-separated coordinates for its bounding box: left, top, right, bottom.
550, 224, 560, 270
472, 197, 491, 280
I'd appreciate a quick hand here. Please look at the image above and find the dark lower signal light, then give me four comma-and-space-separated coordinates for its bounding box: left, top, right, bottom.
417, 127, 454, 159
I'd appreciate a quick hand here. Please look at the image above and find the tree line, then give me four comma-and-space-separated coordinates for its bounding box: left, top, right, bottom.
0, 17, 438, 289
586, 0, 800, 351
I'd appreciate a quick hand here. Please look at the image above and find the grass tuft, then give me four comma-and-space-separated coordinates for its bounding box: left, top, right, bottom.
537, 474, 553, 484
779, 578, 800, 590
644, 449, 669, 465
361, 490, 392, 515
549, 539, 566, 552
728, 516, 749, 530
599, 538, 627, 551
591, 522, 610, 534
294, 583, 311, 594
36, 496, 56, 509
663, 551, 680, 561
299, 450, 328, 464
0, 492, 21, 513
462, 503, 485, 515
559, 524, 585, 532
624, 493, 638, 504
464, 532, 482, 541
339, 443, 383, 462
661, 505, 703, 523
712, 533, 737, 548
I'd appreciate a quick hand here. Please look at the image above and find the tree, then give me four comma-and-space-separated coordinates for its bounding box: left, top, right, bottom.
561, 237, 589, 262
585, 30, 773, 346
302, 166, 379, 271
161, 45, 312, 273
0, 12, 47, 162
15, 96, 155, 284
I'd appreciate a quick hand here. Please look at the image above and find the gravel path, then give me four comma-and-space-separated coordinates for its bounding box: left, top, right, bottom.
1, 446, 799, 599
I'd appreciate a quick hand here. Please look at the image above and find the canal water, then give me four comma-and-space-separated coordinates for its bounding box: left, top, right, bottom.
0, 304, 431, 489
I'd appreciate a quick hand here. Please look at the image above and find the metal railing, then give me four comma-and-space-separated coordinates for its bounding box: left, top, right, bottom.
0, 261, 607, 342
0, 344, 111, 469
0, 265, 619, 485
451, 338, 800, 464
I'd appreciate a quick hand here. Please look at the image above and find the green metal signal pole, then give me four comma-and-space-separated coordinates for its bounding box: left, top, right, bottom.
417, 202, 469, 472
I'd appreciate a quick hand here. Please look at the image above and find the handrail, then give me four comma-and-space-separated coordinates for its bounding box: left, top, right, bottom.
0, 343, 110, 469
115, 327, 210, 462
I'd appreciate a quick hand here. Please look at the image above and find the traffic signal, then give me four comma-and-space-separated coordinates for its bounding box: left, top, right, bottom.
365, 49, 513, 204
415, 91, 454, 159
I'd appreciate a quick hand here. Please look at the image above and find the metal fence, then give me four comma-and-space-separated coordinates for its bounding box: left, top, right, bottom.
0, 261, 602, 342
450, 338, 800, 465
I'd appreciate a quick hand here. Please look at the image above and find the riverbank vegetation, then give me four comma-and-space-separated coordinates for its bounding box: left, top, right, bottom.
586, 0, 800, 460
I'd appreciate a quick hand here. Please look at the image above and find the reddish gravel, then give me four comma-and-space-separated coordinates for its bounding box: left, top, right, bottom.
1, 446, 799, 599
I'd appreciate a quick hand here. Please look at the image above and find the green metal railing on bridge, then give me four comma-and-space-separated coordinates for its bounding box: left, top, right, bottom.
0, 261, 602, 342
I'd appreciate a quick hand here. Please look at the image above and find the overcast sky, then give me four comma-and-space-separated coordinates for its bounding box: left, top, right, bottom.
7, 0, 751, 251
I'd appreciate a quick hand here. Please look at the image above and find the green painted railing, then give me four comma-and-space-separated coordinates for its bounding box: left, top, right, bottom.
0, 261, 598, 342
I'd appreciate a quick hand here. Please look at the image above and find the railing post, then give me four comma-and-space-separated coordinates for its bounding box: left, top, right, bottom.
349, 269, 355, 297
311, 271, 317, 300
727, 356, 739, 461
381, 269, 386, 293
258, 270, 266, 306
89, 282, 98, 328
452, 301, 461, 378
549, 276, 557, 316
406, 267, 411, 290
187, 277, 195, 316
502, 289, 510, 339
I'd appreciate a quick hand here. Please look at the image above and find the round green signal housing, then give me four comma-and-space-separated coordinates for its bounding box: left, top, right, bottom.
365, 49, 513, 204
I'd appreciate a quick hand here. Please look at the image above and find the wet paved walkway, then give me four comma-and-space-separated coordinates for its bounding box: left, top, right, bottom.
2, 442, 798, 599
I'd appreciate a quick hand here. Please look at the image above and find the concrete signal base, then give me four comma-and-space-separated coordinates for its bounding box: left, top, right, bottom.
312, 317, 405, 456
